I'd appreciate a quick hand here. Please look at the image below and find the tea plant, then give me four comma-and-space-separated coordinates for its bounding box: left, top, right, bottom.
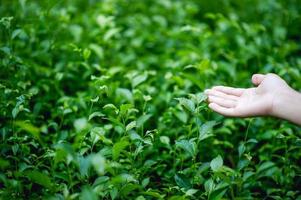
0, 0, 301, 199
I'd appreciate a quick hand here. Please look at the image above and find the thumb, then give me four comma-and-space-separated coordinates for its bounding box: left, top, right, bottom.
252, 74, 266, 86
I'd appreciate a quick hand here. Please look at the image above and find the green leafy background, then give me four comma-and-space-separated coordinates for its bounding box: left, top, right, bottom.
1, 0, 301, 199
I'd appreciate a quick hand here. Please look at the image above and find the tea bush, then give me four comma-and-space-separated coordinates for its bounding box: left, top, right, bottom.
1, 0, 301, 199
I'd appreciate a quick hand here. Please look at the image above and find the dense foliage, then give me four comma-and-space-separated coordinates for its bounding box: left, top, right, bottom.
1, 0, 301, 199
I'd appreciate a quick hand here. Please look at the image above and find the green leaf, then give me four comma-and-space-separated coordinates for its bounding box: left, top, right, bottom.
54, 143, 77, 164
129, 132, 143, 142
174, 174, 192, 189
141, 190, 165, 199
175, 139, 196, 157
210, 155, 223, 172
173, 110, 188, 123
120, 104, 133, 115
80, 186, 98, 200
185, 189, 198, 196
89, 43, 104, 59
116, 88, 133, 103
25, 170, 52, 189
90, 127, 110, 145
15, 121, 42, 144
0, 158, 9, 169
199, 121, 216, 141
175, 98, 195, 112
111, 173, 137, 184
79, 156, 91, 177
119, 183, 141, 196
246, 138, 258, 144
88, 112, 105, 121
208, 182, 228, 200
90, 96, 99, 103
12, 107, 19, 119
189, 92, 207, 104
182, 73, 203, 89
136, 114, 152, 128
73, 118, 88, 132
103, 104, 119, 113
257, 161, 275, 172
204, 178, 215, 193
242, 171, 255, 182
83, 48, 91, 60
256, 161, 279, 177
198, 59, 210, 71
112, 139, 130, 160
11, 29, 22, 39
136, 196, 146, 200
126, 121, 136, 132
209, 188, 227, 200
142, 177, 150, 188
238, 143, 246, 158
104, 27, 120, 41
91, 153, 106, 175
132, 73, 148, 88
110, 187, 118, 200
160, 136, 170, 146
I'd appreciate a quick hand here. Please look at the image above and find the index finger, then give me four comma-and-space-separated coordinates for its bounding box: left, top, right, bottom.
212, 86, 244, 96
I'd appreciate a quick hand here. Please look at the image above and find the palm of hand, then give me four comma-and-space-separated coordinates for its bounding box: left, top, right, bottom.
233, 88, 273, 117
205, 74, 288, 117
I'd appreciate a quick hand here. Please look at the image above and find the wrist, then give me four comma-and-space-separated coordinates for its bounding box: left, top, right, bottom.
271, 87, 301, 125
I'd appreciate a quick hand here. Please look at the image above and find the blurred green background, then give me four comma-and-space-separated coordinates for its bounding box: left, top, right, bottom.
1, 0, 301, 199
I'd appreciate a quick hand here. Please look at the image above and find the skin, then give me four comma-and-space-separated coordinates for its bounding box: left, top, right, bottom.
205, 73, 301, 125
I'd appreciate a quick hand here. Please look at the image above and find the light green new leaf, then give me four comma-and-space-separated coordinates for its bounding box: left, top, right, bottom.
90, 96, 99, 103
120, 104, 133, 116
111, 173, 137, 184
88, 112, 104, 121
160, 136, 170, 146
132, 73, 148, 88
83, 48, 91, 60
210, 155, 223, 172
185, 189, 198, 196
103, 104, 119, 111
73, 118, 88, 132
126, 121, 136, 132
91, 153, 106, 175
15, 121, 42, 144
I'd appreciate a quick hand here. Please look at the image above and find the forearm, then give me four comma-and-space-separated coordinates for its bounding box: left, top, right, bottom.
272, 88, 301, 125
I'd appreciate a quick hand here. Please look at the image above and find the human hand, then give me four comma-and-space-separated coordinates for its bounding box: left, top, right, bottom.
205, 73, 291, 117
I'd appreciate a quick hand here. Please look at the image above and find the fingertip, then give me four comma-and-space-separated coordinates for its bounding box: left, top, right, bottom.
205, 89, 219, 97
252, 74, 259, 80
204, 89, 210, 94
208, 102, 217, 109
208, 102, 221, 113
252, 74, 265, 85
251, 75, 257, 85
